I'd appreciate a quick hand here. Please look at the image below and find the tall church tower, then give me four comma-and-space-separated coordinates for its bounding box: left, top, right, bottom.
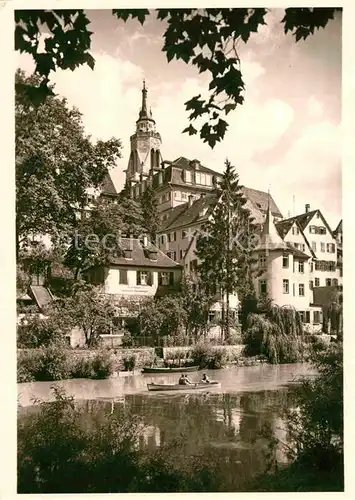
125, 80, 162, 185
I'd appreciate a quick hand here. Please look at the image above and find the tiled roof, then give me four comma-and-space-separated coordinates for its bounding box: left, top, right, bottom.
255, 206, 288, 252
29, 286, 54, 311
242, 187, 282, 217
106, 238, 181, 268
159, 187, 281, 232
276, 219, 295, 238
285, 242, 310, 260
171, 156, 219, 175
100, 172, 118, 196
161, 194, 216, 231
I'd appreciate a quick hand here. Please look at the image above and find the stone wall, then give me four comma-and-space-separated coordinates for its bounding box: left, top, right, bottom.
162, 345, 244, 362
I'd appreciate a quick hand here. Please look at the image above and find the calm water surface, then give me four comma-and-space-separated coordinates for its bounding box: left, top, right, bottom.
18, 363, 317, 488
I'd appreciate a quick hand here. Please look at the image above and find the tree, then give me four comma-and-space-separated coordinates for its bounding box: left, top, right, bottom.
64, 195, 144, 279
180, 272, 214, 338
16, 69, 122, 254
55, 283, 117, 346
195, 160, 257, 340
15, 8, 340, 147
140, 185, 160, 242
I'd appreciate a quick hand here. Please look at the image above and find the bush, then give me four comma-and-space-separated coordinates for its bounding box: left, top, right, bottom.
121, 332, 134, 348
123, 355, 136, 371
90, 350, 114, 379
190, 342, 228, 369
17, 315, 66, 349
17, 349, 43, 383
70, 357, 96, 379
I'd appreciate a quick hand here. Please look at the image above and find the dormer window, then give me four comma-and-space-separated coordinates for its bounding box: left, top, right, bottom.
123, 248, 133, 260
185, 170, 192, 183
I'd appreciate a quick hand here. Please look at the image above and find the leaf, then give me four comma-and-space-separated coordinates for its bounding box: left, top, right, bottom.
182, 124, 197, 136
83, 52, 95, 70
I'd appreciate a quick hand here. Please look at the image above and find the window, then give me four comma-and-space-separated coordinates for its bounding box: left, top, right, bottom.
327, 243, 335, 253
167, 233, 171, 243
174, 191, 181, 200
309, 280, 313, 290
326, 278, 332, 287
292, 226, 299, 235
190, 259, 198, 271
283, 279, 289, 294
137, 271, 152, 286
172, 232, 176, 241
320, 242, 325, 252
340, 267, 343, 278
316, 212, 320, 219
298, 261, 304, 273
299, 311, 305, 322
119, 269, 128, 285
310, 262, 314, 272
200, 173, 206, 185
259, 254, 267, 268
181, 192, 188, 201
315, 278, 320, 287
259, 279, 267, 295
300, 243, 305, 252
195, 172, 201, 184
332, 278, 338, 286
313, 310, 321, 324
293, 283, 295, 296
206, 174, 212, 186
182, 230, 188, 239
318, 226, 326, 235
282, 253, 289, 268
311, 241, 317, 252
309, 226, 316, 234
185, 170, 192, 183
208, 311, 216, 323
158, 272, 174, 286
299, 284, 305, 296
305, 311, 310, 323
179, 249, 184, 259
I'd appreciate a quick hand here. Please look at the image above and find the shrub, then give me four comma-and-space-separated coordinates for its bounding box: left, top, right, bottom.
70, 357, 96, 379
17, 349, 43, 383
190, 342, 228, 369
121, 332, 134, 348
17, 315, 66, 349
36, 343, 71, 381
123, 355, 136, 371
90, 350, 114, 379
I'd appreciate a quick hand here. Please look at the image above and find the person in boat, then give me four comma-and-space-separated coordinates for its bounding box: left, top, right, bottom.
184, 374, 193, 385
201, 373, 211, 384
178, 374, 188, 385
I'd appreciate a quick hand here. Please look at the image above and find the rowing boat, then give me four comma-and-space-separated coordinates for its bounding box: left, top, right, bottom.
142, 365, 199, 374
147, 381, 221, 391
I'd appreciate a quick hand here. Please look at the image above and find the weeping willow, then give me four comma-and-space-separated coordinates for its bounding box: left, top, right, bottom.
243, 304, 304, 364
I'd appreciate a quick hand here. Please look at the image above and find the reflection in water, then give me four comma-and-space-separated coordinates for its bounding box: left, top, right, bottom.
19, 385, 297, 487
18, 364, 315, 489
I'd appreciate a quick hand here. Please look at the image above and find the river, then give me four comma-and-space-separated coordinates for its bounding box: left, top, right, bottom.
18, 363, 317, 491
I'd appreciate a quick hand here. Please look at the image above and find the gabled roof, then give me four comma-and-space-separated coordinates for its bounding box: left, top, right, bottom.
285, 242, 311, 260
279, 209, 334, 236
104, 238, 181, 269
276, 219, 317, 259
242, 187, 282, 217
161, 194, 216, 232
100, 172, 117, 196
334, 219, 342, 235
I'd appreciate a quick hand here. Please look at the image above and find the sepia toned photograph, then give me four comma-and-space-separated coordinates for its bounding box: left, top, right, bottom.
15, 7, 343, 493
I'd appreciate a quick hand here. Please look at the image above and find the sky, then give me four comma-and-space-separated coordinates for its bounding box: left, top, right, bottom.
17, 8, 342, 228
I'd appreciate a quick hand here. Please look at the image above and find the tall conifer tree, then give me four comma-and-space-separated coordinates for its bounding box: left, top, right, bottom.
195, 159, 257, 339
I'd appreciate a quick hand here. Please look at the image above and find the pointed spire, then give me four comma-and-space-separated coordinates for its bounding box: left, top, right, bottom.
256, 191, 288, 251
139, 79, 148, 119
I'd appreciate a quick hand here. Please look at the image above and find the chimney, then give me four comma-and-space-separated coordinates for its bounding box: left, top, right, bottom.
305, 204, 310, 213
188, 195, 194, 207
